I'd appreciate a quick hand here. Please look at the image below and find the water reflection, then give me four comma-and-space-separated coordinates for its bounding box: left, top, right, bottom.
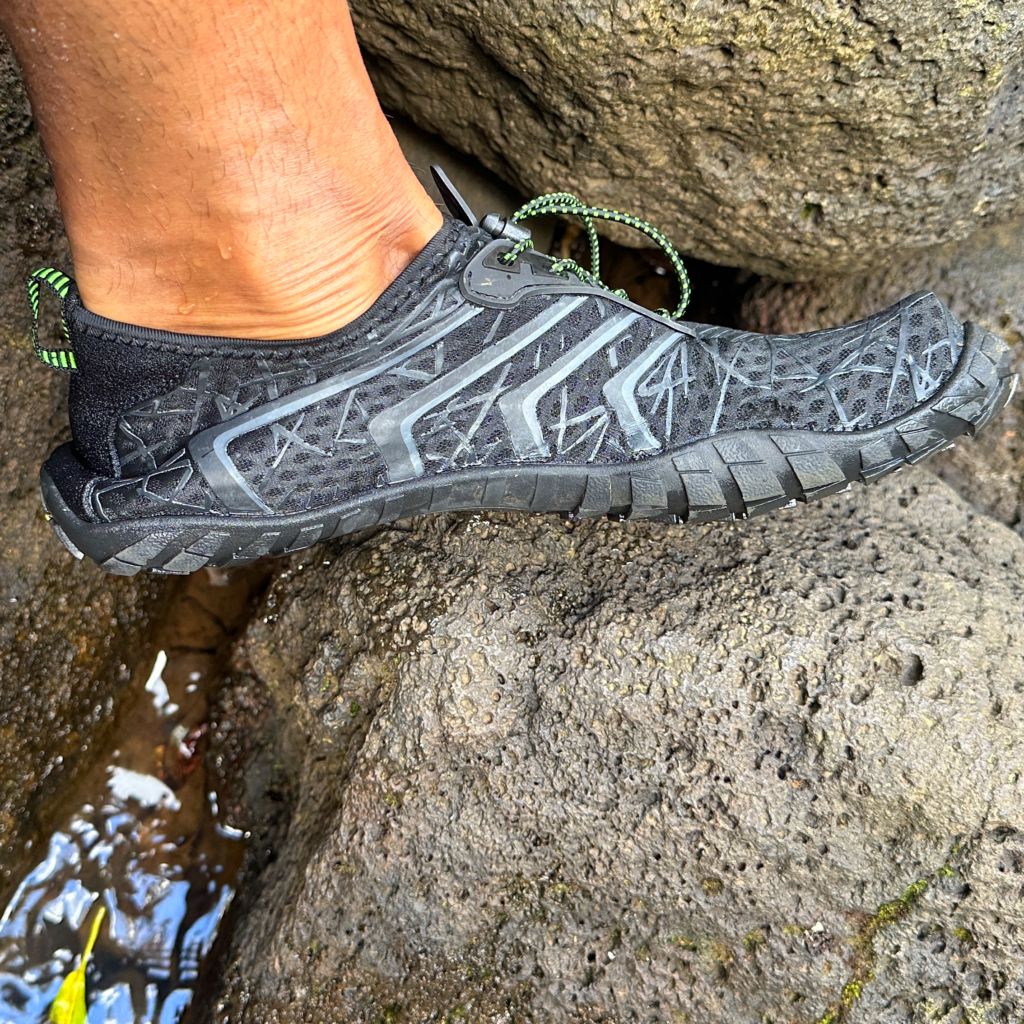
0, 567, 268, 1024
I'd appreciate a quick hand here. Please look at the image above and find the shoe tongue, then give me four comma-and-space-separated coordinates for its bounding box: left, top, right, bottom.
430, 165, 477, 225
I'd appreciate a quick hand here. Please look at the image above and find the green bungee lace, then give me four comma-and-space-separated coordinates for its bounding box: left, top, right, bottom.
498, 193, 692, 319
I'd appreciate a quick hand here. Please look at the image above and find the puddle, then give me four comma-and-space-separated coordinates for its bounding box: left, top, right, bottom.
0, 566, 269, 1024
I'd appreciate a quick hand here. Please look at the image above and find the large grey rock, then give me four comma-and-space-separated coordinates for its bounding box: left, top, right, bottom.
214, 471, 1024, 1023
352, 0, 1024, 278
0, 36, 164, 900
739, 219, 1024, 533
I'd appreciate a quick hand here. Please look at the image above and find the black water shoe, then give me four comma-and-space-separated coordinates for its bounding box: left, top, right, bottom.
31, 168, 1016, 575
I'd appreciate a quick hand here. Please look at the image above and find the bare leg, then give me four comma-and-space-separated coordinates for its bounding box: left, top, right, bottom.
0, 0, 442, 338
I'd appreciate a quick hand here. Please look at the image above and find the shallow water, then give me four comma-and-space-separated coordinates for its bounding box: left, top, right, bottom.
0, 568, 267, 1024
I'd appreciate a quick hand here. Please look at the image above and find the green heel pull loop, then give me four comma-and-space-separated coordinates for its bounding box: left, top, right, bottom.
502, 194, 692, 320
27, 268, 77, 371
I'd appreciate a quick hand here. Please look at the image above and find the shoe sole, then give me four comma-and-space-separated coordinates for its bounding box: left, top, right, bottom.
40, 323, 1017, 576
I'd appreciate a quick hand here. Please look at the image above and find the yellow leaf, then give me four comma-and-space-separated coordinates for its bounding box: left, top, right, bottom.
50, 904, 106, 1024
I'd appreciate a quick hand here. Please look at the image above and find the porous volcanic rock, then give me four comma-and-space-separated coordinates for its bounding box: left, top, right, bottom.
215, 470, 1024, 1023
0, 35, 163, 899
351, 0, 1024, 277
739, 219, 1024, 533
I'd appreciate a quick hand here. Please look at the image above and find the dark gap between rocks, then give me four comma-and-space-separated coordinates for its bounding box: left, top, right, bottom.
551, 220, 756, 328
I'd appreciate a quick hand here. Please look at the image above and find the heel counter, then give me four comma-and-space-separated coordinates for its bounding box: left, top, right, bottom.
67, 360, 121, 477
65, 298, 195, 478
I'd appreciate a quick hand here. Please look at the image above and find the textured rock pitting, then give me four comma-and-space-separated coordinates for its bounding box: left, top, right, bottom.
352, 0, 1024, 276
216, 471, 1024, 1022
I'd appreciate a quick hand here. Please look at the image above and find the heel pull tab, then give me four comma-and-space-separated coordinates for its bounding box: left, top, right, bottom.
27, 267, 77, 371
430, 165, 478, 226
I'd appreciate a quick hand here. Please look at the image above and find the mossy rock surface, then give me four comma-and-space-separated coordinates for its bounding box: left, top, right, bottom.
352, 0, 1024, 277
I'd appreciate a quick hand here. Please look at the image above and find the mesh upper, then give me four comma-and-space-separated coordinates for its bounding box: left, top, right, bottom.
68, 228, 963, 521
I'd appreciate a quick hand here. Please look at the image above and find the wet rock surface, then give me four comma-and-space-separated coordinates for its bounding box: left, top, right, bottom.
352, 0, 1024, 277
0, 36, 164, 901
215, 472, 1024, 1023
739, 219, 1024, 533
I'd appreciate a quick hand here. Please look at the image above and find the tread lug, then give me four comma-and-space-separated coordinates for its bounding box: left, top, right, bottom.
578, 475, 611, 519
382, 484, 434, 522
188, 530, 231, 557
712, 437, 761, 463
786, 452, 847, 495
674, 454, 729, 521
285, 524, 325, 553
499, 472, 538, 510
859, 438, 902, 482
897, 426, 949, 463
335, 501, 384, 533
119, 533, 175, 567
531, 474, 586, 513
99, 555, 144, 576
628, 469, 669, 520
236, 531, 281, 560
770, 433, 816, 455
160, 550, 211, 574
728, 462, 787, 512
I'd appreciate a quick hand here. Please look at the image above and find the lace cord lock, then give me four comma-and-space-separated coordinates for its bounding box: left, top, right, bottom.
27, 268, 77, 371
480, 212, 533, 243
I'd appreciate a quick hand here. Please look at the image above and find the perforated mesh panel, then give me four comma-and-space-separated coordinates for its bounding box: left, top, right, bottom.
103, 271, 962, 519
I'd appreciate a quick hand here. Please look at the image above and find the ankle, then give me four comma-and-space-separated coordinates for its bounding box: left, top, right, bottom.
69, 181, 443, 340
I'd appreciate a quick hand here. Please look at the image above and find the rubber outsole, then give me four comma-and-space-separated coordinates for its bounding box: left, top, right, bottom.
40, 322, 1017, 576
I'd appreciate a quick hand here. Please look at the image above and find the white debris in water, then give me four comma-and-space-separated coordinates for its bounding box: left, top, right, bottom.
179, 886, 234, 980
107, 768, 181, 812
0, 831, 80, 935
1, 708, 238, 1024
144, 651, 179, 716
